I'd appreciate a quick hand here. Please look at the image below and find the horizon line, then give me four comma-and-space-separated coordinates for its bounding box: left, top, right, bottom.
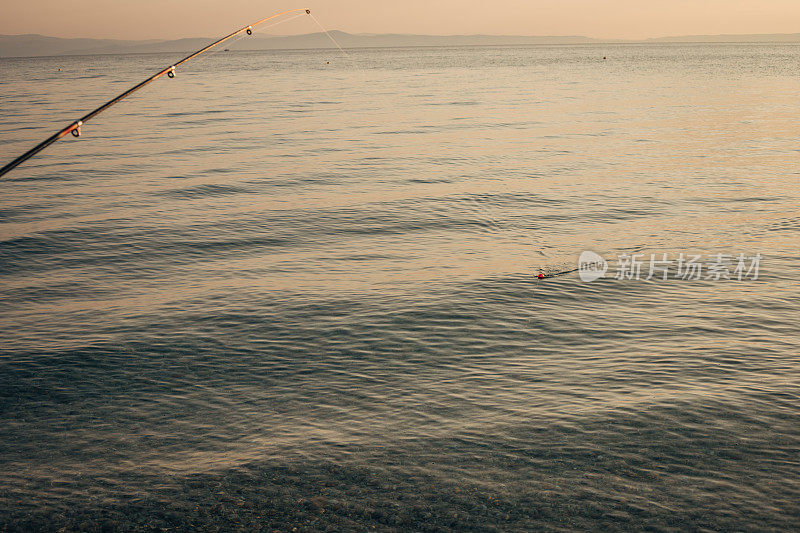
3, 30, 800, 42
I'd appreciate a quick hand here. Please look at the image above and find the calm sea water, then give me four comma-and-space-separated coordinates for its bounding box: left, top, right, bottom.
0, 44, 799, 530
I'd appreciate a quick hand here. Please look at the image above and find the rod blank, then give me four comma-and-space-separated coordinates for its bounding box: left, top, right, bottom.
0, 8, 311, 179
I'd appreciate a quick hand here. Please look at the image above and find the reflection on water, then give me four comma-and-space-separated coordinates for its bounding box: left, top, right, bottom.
1, 44, 799, 529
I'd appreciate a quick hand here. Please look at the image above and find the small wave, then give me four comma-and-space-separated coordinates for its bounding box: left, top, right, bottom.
157, 183, 250, 200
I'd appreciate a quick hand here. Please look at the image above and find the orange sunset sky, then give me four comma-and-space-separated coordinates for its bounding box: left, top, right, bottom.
2, 0, 799, 40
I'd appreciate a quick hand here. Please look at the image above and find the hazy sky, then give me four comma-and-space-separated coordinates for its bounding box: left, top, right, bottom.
3, 0, 800, 40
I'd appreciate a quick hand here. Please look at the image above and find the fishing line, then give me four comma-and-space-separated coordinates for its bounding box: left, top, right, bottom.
309, 14, 351, 60
278, 21, 553, 285
0, 8, 312, 179
193, 11, 308, 65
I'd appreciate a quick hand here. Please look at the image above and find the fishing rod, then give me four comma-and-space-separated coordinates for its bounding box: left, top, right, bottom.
0, 8, 312, 179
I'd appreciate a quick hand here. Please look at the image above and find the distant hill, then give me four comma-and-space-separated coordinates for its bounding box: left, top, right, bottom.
1, 31, 799, 58
0, 34, 163, 57
0, 32, 603, 58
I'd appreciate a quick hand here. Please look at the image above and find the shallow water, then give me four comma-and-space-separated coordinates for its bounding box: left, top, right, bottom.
0, 44, 799, 530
